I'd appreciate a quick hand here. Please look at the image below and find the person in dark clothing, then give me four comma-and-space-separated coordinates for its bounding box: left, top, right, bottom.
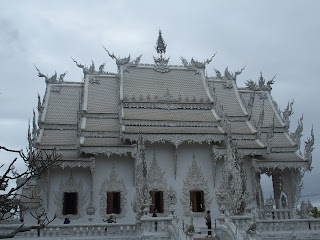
152, 208, 158, 231
204, 210, 211, 237
64, 218, 70, 224
103, 215, 116, 223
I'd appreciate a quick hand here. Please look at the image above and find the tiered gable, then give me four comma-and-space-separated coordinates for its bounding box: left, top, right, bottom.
80, 74, 134, 155
37, 83, 82, 151
120, 64, 225, 145
239, 74, 308, 170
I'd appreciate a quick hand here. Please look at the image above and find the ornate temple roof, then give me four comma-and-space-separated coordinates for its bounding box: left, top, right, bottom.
33, 32, 313, 170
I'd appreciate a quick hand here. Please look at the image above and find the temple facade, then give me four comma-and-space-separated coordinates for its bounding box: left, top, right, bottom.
14, 31, 318, 240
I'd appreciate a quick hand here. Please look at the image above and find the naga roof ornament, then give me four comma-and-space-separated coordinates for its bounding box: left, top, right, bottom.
282, 100, 294, 131
244, 72, 276, 92
305, 127, 314, 170
35, 65, 67, 84
102, 46, 131, 66
180, 53, 216, 71
214, 65, 245, 80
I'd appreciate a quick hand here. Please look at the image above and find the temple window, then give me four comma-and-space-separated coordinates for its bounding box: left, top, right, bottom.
107, 192, 121, 214
150, 191, 164, 213
63, 192, 78, 215
190, 190, 205, 212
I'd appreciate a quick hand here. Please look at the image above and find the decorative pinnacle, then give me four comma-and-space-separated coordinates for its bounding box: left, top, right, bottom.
155, 30, 167, 56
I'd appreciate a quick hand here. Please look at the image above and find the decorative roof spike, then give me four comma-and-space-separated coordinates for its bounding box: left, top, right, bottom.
102, 45, 130, 66
282, 100, 294, 131
155, 30, 167, 56
305, 126, 314, 170
37, 93, 42, 111
290, 115, 304, 152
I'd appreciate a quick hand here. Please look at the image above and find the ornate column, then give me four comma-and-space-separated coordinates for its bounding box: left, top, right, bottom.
132, 135, 150, 219
250, 168, 264, 209
272, 172, 282, 209
85, 157, 96, 222
281, 168, 303, 217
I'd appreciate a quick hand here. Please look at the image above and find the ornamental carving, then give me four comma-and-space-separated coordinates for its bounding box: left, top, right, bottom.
103, 46, 131, 66
35, 65, 67, 83
122, 133, 224, 148
51, 86, 61, 93
147, 150, 177, 215
123, 102, 213, 109
223, 81, 233, 89
54, 174, 88, 219
244, 73, 276, 92
153, 56, 171, 73
89, 76, 100, 84
60, 160, 95, 172
282, 100, 294, 131
216, 135, 254, 215
180, 152, 212, 216
290, 115, 303, 153
80, 146, 135, 157
99, 166, 127, 218
214, 66, 245, 81
304, 128, 314, 170
252, 159, 308, 172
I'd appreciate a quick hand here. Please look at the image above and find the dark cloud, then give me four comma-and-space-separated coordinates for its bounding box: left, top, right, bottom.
0, 0, 319, 206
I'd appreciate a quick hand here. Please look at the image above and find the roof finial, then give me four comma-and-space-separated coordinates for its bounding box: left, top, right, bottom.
155, 29, 167, 57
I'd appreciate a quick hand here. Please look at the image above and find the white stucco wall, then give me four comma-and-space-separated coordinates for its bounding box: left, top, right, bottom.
25, 142, 256, 228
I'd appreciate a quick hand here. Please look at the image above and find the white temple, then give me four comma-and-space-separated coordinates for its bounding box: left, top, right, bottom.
4, 31, 318, 240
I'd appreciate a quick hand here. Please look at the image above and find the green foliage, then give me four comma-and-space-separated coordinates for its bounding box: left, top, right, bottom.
311, 207, 320, 218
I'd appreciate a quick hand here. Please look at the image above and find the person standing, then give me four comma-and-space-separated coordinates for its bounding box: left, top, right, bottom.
152, 208, 158, 231
204, 210, 212, 238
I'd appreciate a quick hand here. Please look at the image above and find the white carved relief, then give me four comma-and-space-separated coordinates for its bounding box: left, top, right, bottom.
180, 152, 212, 216
147, 150, 177, 215
99, 166, 127, 218
123, 133, 224, 147
252, 159, 308, 172
216, 136, 254, 215
80, 146, 135, 157
54, 174, 88, 219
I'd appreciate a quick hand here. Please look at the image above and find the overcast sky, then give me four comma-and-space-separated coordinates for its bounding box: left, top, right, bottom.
0, 0, 319, 207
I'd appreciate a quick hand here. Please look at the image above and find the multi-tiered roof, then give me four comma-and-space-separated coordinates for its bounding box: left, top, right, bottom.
34, 31, 313, 171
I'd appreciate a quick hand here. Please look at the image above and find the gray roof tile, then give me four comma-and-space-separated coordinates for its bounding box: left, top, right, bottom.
85, 118, 120, 132
213, 81, 246, 117
87, 77, 119, 113
45, 86, 81, 124
41, 130, 77, 146
123, 67, 208, 102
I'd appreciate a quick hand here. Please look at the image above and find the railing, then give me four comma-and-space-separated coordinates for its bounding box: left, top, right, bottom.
256, 218, 320, 232
10, 223, 136, 238
230, 215, 252, 230
139, 216, 172, 234
257, 208, 291, 220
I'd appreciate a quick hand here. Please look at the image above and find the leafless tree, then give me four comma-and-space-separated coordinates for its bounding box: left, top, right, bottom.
0, 125, 62, 238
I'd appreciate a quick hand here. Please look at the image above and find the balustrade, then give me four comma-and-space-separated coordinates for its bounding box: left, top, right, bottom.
257, 208, 291, 220
256, 218, 320, 232
139, 216, 172, 233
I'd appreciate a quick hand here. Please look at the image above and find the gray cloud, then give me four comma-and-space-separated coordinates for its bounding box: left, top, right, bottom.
0, 0, 319, 206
